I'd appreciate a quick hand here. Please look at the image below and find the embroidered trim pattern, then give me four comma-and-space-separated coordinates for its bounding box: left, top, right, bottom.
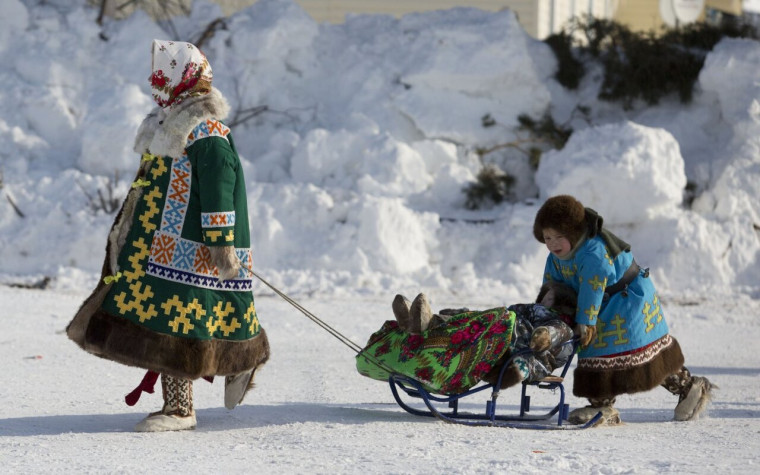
201, 211, 236, 228
186, 119, 230, 147
160, 154, 191, 236
147, 230, 253, 290
578, 334, 673, 371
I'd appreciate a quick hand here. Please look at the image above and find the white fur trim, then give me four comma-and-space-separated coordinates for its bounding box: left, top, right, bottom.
134, 412, 196, 432
674, 376, 714, 421
224, 368, 256, 410
133, 88, 231, 158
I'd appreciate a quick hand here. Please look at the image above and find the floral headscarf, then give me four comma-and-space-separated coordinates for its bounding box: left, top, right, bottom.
149, 40, 213, 108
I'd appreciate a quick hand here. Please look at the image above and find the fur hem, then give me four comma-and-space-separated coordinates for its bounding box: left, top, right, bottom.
67, 187, 140, 345
572, 336, 685, 399
74, 309, 270, 380
133, 87, 231, 158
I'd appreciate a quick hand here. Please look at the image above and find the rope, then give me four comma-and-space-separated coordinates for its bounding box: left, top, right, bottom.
242, 265, 405, 377
244, 266, 363, 353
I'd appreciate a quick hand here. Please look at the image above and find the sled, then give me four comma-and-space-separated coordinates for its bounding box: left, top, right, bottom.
387, 338, 601, 430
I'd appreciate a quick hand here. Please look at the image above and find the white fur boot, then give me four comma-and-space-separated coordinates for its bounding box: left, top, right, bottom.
392, 294, 412, 332
569, 397, 621, 426
224, 368, 257, 410
674, 376, 715, 421
135, 374, 196, 432
408, 293, 433, 334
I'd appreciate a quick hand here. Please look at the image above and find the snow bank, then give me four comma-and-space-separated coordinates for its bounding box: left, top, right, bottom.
535, 121, 687, 224
0, 0, 758, 299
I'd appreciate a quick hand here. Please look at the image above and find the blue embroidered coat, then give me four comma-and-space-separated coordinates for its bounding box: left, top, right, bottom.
543, 236, 669, 359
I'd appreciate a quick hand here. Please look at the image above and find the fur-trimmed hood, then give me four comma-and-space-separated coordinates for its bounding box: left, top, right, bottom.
134, 87, 231, 159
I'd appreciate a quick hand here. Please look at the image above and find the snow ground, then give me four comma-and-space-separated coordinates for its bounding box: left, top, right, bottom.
2, 286, 759, 474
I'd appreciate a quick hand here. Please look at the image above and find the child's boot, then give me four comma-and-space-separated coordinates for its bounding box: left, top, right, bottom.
568, 397, 621, 426
662, 367, 716, 421
135, 374, 196, 432
225, 367, 257, 410
392, 294, 412, 331
408, 293, 433, 334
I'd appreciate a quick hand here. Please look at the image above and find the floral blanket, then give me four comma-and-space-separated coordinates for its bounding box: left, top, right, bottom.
355, 307, 516, 394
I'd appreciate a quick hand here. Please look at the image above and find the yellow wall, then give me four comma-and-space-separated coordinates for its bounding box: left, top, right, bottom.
216, 0, 543, 35
613, 0, 669, 33
212, 1, 735, 37
217, 0, 520, 23
705, 0, 742, 15
614, 0, 715, 34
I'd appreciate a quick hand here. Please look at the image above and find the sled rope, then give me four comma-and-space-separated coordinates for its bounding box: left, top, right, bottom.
245, 266, 363, 352
242, 266, 426, 380
245, 266, 389, 352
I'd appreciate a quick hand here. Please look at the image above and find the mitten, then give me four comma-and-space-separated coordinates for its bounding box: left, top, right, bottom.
209, 246, 240, 281
530, 327, 552, 352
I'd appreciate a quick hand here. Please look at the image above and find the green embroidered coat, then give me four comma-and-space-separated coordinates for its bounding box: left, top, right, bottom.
68, 89, 270, 379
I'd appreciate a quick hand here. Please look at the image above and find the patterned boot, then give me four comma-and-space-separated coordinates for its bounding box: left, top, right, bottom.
568, 397, 621, 426
662, 367, 716, 421
392, 294, 412, 332
408, 293, 433, 334
134, 374, 196, 432
511, 356, 531, 382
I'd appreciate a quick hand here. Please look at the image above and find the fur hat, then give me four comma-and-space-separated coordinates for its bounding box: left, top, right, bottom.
535, 281, 577, 317
533, 195, 587, 245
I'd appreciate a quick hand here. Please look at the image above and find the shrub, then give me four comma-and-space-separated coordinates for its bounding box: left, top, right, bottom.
544, 31, 585, 89
551, 16, 759, 108
464, 165, 516, 210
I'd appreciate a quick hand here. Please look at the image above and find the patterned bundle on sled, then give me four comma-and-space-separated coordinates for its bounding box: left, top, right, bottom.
356, 307, 516, 394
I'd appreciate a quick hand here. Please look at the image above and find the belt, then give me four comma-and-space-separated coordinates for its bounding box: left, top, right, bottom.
604, 260, 646, 299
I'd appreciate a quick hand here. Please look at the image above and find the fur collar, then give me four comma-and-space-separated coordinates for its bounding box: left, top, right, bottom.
133, 87, 231, 159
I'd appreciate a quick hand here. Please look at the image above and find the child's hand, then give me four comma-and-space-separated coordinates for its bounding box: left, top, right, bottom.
577, 324, 597, 348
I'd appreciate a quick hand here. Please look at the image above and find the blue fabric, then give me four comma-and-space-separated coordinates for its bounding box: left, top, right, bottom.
543, 235, 669, 358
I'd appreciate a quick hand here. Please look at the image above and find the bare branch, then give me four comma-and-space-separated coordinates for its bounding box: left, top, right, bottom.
229, 105, 269, 127
5, 194, 25, 218
476, 138, 534, 158
195, 17, 226, 49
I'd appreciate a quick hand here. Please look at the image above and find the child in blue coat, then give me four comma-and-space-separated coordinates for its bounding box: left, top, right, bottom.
533, 195, 714, 425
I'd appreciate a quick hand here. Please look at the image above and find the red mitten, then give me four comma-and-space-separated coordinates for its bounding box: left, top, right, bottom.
125, 370, 159, 406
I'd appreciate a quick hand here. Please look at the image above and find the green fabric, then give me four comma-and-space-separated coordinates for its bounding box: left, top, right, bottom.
356, 307, 516, 394
187, 134, 250, 247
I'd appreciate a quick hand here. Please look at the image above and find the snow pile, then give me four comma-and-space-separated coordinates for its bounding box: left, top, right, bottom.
0, 0, 758, 299
536, 121, 687, 224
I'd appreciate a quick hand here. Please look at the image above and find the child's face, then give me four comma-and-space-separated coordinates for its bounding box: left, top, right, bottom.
540, 288, 555, 307
542, 228, 572, 258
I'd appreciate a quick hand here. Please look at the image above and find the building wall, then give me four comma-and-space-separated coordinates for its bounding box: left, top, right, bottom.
216, 0, 519, 23
705, 0, 742, 16
611, 0, 711, 33
612, 0, 666, 32
135, 1, 724, 39
536, 0, 616, 39
215, 0, 616, 38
